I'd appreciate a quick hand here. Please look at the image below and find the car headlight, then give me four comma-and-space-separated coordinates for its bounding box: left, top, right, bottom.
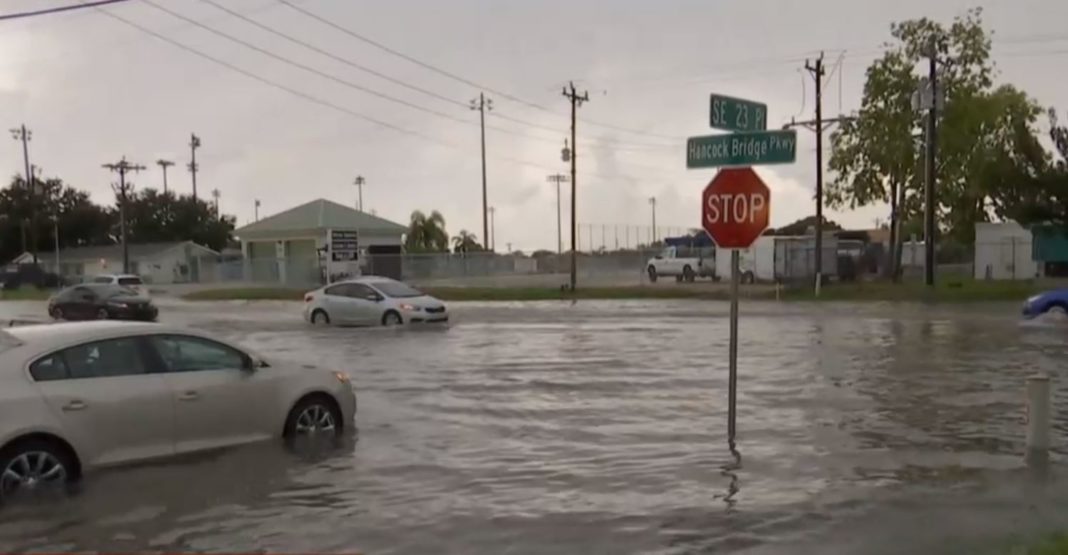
107, 301, 127, 308
333, 371, 351, 384
399, 303, 422, 311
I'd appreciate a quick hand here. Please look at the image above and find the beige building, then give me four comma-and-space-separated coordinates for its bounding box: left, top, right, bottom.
234, 198, 407, 285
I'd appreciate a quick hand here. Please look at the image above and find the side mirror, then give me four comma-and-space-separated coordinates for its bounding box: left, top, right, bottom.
655, 255, 663, 260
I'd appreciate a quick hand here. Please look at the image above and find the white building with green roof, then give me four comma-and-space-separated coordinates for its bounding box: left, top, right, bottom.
234, 198, 407, 284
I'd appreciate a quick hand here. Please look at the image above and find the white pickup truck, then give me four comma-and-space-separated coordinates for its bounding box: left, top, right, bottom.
645, 246, 717, 283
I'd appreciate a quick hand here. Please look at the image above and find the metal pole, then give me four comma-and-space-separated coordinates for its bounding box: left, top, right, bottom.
189, 133, 200, 202
925, 51, 938, 287
14, 125, 37, 264
728, 249, 740, 451
570, 88, 578, 289
650, 197, 657, 244
556, 178, 562, 254
805, 54, 825, 296
53, 215, 59, 275
120, 169, 129, 274
1026, 374, 1051, 468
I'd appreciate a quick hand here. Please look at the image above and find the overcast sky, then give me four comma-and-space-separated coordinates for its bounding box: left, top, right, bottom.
1, 0, 1066, 251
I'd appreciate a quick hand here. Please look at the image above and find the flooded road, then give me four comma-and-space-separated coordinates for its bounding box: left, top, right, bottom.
1, 299, 1067, 554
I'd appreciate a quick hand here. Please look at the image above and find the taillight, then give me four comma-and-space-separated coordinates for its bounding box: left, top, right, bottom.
304, 294, 313, 303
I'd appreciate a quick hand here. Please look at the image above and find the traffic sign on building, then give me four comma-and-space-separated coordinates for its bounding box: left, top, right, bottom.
701, 168, 771, 249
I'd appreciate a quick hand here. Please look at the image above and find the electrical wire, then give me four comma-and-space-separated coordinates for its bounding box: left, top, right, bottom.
194, 0, 674, 149
0, 0, 131, 22
95, 7, 665, 184
274, 0, 687, 141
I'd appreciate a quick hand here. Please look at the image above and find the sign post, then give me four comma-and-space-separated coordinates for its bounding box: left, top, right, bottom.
689, 92, 790, 452
702, 168, 771, 450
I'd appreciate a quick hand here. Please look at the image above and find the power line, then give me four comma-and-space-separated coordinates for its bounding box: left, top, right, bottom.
274, 0, 686, 141
147, 1, 674, 153
195, 0, 467, 110
0, 0, 130, 22
95, 6, 669, 185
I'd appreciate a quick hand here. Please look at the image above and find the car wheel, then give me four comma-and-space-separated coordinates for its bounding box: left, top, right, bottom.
0, 439, 75, 502
95, 308, 109, 320
284, 395, 342, 438
311, 309, 330, 326
683, 266, 696, 283
382, 310, 403, 327
1047, 302, 1068, 315
647, 266, 658, 283
50, 307, 63, 320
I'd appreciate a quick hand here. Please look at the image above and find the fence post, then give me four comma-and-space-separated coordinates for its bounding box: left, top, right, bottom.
1026, 373, 1051, 468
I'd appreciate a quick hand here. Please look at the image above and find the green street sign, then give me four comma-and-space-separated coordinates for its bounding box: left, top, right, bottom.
686, 130, 797, 169
710, 94, 767, 132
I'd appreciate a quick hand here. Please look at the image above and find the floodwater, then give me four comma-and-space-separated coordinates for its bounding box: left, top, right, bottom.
1, 299, 1068, 554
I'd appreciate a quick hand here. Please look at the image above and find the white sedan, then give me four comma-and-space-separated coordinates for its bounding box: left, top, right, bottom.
0, 321, 356, 502
303, 276, 448, 327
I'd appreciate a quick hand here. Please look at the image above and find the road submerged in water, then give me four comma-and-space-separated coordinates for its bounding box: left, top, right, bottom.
0, 299, 1066, 554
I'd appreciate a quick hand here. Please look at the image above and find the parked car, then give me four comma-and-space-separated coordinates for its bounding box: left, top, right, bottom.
90, 274, 149, 298
304, 276, 448, 326
646, 246, 716, 283
48, 284, 158, 322
1022, 289, 1068, 318
0, 321, 356, 501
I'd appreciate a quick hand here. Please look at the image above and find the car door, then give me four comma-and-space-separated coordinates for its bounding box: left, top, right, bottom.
29, 336, 175, 466
146, 334, 278, 453
321, 284, 356, 324
344, 283, 384, 325
62, 286, 97, 320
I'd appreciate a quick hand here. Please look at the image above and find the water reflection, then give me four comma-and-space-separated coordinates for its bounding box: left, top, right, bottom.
0, 300, 1064, 554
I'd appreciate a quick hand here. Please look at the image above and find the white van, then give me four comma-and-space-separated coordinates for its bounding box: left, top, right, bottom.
91, 274, 149, 298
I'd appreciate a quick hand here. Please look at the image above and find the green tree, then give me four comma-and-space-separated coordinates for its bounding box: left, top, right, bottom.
987, 109, 1068, 225
452, 230, 482, 253
0, 174, 113, 263
767, 215, 842, 236
828, 8, 1044, 276
405, 210, 449, 252
120, 187, 235, 251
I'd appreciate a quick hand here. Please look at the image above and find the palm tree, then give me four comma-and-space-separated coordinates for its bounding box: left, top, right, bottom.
406, 210, 449, 252
452, 230, 482, 253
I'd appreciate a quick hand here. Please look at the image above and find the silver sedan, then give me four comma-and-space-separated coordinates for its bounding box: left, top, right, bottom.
0, 321, 356, 502
303, 276, 449, 327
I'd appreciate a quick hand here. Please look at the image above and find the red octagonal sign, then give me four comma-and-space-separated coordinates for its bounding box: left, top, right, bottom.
702, 168, 771, 249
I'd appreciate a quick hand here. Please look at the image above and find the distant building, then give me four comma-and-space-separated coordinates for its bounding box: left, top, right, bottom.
234, 198, 407, 284
11, 241, 220, 284
974, 222, 1039, 280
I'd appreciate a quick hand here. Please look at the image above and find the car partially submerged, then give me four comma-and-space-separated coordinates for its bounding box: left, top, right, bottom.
304, 276, 448, 327
1022, 289, 1068, 318
0, 321, 356, 502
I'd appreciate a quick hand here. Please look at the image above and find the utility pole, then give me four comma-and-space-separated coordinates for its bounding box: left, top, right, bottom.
649, 197, 657, 244
614, 224, 619, 251
601, 224, 606, 251
488, 206, 496, 251
804, 52, 826, 296
563, 82, 589, 291
353, 175, 365, 211
188, 133, 201, 201
212, 188, 221, 217
924, 43, 940, 288
10, 124, 36, 264
255, 199, 261, 222
103, 157, 146, 274
547, 174, 568, 254
156, 159, 174, 195
471, 93, 492, 252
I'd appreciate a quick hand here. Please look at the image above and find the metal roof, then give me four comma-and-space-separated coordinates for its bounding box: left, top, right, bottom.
235, 198, 407, 237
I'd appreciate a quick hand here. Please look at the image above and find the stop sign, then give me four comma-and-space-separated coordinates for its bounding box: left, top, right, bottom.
702, 168, 771, 249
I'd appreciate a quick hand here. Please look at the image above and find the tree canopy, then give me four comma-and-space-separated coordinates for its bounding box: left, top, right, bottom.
0, 172, 235, 263
405, 210, 449, 252
828, 8, 1045, 246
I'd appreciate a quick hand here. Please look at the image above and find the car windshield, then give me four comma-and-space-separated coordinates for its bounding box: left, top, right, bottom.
118, 277, 143, 286
372, 281, 423, 298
